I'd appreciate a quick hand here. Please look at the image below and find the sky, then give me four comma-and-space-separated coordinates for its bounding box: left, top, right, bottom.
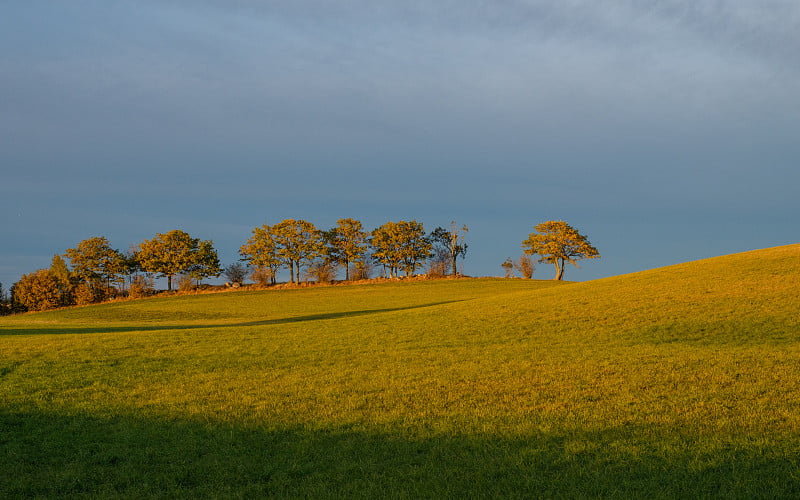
1, 1, 798, 287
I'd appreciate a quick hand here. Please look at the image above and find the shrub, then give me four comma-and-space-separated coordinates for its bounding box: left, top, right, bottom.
306, 260, 339, 284
73, 283, 105, 305
351, 261, 373, 281
516, 255, 534, 279
12, 270, 66, 311
177, 274, 195, 293
501, 258, 515, 278
223, 262, 249, 285
251, 266, 275, 287
427, 249, 450, 278
427, 261, 448, 278
128, 275, 154, 299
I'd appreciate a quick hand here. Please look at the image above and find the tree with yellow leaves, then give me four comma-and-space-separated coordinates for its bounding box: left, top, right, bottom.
521, 221, 599, 280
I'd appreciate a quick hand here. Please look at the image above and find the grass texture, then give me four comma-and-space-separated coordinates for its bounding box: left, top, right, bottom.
1, 245, 799, 498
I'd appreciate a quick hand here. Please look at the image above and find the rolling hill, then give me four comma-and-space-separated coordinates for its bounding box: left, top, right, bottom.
1, 244, 799, 497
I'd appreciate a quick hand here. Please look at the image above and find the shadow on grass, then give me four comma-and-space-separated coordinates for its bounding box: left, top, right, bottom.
0, 301, 464, 337
626, 316, 800, 346
1, 410, 798, 498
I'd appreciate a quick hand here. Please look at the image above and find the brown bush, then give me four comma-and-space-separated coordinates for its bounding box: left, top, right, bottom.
350, 261, 373, 281
306, 260, 339, 284
516, 255, 534, 279
251, 266, 275, 287
128, 275, 154, 299
74, 283, 104, 306
12, 269, 66, 311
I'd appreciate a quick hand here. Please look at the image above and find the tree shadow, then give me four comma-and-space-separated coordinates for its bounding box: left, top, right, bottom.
0, 300, 464, 336
2, 410, 798, 498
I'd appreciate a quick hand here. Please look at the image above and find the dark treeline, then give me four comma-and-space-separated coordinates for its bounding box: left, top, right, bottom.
2, 219, 469, 314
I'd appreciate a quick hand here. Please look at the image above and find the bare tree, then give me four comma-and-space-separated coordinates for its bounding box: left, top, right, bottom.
223, 262, 249, 285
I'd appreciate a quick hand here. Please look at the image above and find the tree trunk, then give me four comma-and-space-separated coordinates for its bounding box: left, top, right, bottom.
451, 252, 458, 276
554, 259, 564, 280
345, 259, 350, 281
167, 274, 173, 291
289, 262, 295, 284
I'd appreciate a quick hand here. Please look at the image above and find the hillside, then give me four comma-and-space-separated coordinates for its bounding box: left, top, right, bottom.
1, 245, 799, 497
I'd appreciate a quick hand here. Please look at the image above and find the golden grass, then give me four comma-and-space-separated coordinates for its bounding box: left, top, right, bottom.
1, 245, 799, 497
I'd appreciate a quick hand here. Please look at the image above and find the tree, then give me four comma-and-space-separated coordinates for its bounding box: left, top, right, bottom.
240, 224, 281, 286
188, 240, 221, 286
521, 220, 599, 280
119, 248, 143, 293
396, 220, 432, 277
0, 282, 9, 316
64, 237, 125, 292
371, 220, 431, 278
429, 222, 468, 276
223, 262, 249, 285
137, 230, 215, 291
50, 254, 74, 304
271, 219, 323, 284
326, 218, 368, 280
370, 221, 403, 278
49, 254, 72, 285
12, 269, 65, 311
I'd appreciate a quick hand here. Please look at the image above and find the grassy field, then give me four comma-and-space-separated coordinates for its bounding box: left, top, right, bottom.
1, 245, 799, 498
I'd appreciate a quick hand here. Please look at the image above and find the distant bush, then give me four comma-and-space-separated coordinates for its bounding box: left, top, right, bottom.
73, 283, 105, 305
177, 274, 195, 293
427, 248, 450, 278
251, 266, 275, 287
0, 282, 11, 316
12, 269, 66, 311
128, 275, 154, 299
223, 262, 249, 285
427, 260, 448, 278
515, 255, 534, 279
501, 258, 515, 278
350, 261, 373, 281
306, 260, 339, 284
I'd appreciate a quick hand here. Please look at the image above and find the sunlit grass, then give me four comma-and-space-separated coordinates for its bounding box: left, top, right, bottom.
2, 246, 800, 497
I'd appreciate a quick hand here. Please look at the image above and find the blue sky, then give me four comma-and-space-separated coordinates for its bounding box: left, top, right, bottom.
2, 1, 798, 286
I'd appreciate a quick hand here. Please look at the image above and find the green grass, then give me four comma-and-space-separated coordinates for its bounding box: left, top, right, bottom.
2, 246, 800, 498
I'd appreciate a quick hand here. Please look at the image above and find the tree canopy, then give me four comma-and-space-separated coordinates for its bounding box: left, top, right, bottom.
270, 219, 324, 284
137, 230, 219, 291
521, 221, 599, 280
64, 237, 125, 289
12, 269, 66, 311
325, 218, 368, 281
371, 220, 431, 278
240, 224, 281, 286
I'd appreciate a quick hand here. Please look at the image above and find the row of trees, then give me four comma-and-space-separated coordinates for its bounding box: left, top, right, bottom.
2, 219, 599, 314
7, 231, 221, 312
239, 219, 468, 284
2, 220, 471, 313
